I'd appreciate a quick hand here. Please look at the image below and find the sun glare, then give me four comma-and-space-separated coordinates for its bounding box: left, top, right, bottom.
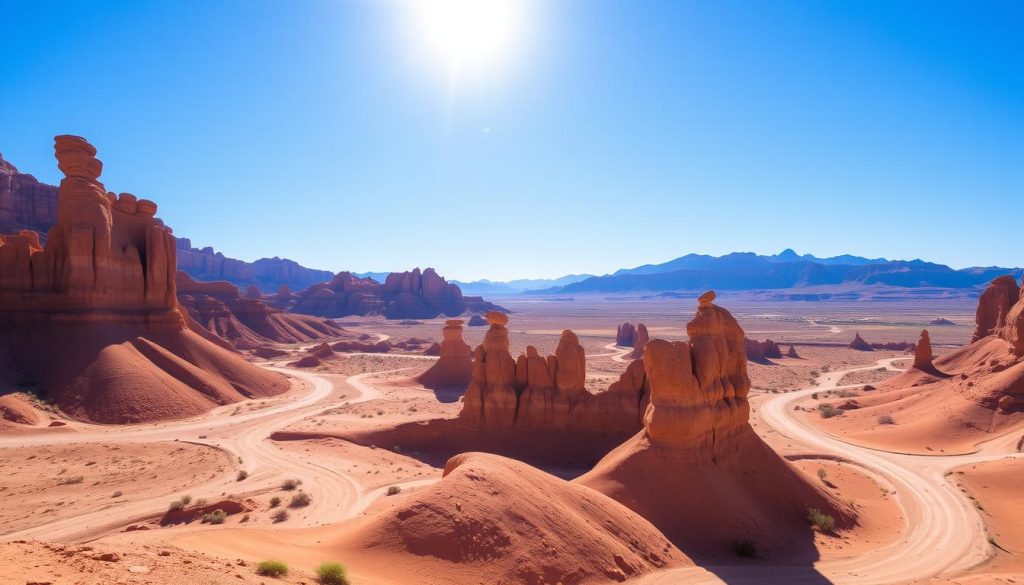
415, 0, 525, 70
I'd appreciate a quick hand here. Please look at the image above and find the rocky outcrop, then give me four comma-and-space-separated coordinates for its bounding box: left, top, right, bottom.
176, 272, 346, 348
973, 275, 1020, 342
175, 239, 333, 294
467, 314, 487, 326
0, 136, 288, 423
786, 345, 800, 358
416, 319, 473, 389
290, 267, 503, 320
913, 330, 934, 370
331, 340, 391, 353
577, 291, 855, 558
631, 323, 650, 358
744, 337, 783, 361
616, 322, 637, 346
458, 312, 650, 455
0, 154, 58, 236
849, 333, 873, 351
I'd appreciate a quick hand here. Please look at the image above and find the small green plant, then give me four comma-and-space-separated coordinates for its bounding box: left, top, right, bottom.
256, 560, 289, 577
168, 495, 192, 512
237, 470, 249, 481
281, 479, 300, 491
203, 509, 227, 524
272, 509, 289, 523
733, 539, 757, 558
387, 485, 402, 496
807, 508, 836, 533
818, 404, 844, 418
290, 491, 312, 508
316, 561, 350, 585
269, 496, 282, 508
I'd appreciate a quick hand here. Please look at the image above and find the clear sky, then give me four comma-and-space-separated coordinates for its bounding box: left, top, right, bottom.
2, 0, 1021, 281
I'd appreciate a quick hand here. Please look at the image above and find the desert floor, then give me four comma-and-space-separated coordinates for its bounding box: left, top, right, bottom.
2, 295, 1022, 584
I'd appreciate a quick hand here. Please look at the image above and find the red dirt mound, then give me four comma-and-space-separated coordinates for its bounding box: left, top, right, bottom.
0, 393, 42, 426
334, 452, 686, 584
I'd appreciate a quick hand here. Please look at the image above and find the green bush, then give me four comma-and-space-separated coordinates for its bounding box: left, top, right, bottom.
807, 508, 836, 532
272, 509, 289, 523
818, 403, 844, 418
281, 479, 300, 491
256, 560, 289, 577
316, 562, 350, 585
269, 496, 281, 508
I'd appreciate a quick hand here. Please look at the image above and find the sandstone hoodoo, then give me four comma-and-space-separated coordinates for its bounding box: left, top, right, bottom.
616, 322, 637, 346
913, 329, 934, 371
416, 319, 473, 389
289, 267, 503, 319
811, 275, 1024, 453
0, 136, 288, 423
631, 323, 650, 358
849, 332, 873, 351
578, 291, 854, 558
176, 271, 346, 348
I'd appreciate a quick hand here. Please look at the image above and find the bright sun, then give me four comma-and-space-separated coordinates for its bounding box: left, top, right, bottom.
415, 0, 525, 70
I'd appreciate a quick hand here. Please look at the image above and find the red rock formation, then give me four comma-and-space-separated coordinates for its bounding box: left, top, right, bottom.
0, 136, 288, 423
467, 314, 486, 326
786, 344, 800, 358
422, 342, 441, 356
849, 332, 873, 351
744, 337, 784, 361
331, 340, 391, 353
290, 268, 503, 319
913, 329, 934, 370
0, 153, 57, 236
175, 238, 333, 294
973, 275, 1020, 342
176, 272, 345, 348
631, 323, 650, 358
578, 291, 854, 558
457, 312, 650, 459
416, 319, 473, 389
616, 322, 637, 346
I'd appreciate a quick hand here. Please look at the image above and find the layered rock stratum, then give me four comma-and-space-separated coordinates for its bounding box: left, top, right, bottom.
0, 136, 287, 423
0, 153, 57, 236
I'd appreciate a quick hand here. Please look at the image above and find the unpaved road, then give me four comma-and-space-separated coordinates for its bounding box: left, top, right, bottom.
638, 358, 1023, 584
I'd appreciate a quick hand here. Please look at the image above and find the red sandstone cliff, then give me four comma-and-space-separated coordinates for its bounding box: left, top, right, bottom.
0, 154, 57, 236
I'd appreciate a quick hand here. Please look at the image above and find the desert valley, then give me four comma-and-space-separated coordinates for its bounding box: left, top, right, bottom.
2, 2, 1021, 584
0, 136, 1021, 584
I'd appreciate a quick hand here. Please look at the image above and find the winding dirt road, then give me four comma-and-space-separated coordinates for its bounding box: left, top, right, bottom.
639, 358, 1022, 584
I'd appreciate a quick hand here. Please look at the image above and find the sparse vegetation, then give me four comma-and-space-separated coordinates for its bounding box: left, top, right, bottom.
256, 560, 289, 577
281, 479, 301, 491
878, 415, 896, 425
290, 491, 312, 508
817, 468, 828, 483
111, 490, 123, 498
237, 469, 249, 481
807, 508, 836, 532
733, 539, 757, 558
316, 562, 350, 585
168, 495, 192, 512
272, 509, 289, 523
387, 485, 402, 496
58, 475, 84, 485
818, 403, 844, 418
202, 509, 227, 524
269, 496, 282, 508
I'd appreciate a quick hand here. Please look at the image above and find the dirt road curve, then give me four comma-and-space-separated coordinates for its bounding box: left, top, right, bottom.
638, 358, 1022, 584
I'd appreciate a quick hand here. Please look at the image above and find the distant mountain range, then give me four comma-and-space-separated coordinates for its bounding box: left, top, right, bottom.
528, 250, 1022, 296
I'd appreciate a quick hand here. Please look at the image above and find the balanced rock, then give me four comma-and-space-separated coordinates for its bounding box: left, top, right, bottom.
416, 319, 473, 389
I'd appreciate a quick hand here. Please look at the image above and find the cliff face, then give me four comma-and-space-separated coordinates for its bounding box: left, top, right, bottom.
0, 154, 57, 237
290, 267, 503, 319
0, 136, 287, 423
175, 238, 334, 293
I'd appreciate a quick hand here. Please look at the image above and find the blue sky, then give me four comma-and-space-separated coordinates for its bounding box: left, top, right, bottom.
2, 0, 1021, 281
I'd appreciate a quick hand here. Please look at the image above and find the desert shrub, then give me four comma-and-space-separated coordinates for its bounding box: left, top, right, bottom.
807, 508, 835, 532
58, 476, 84, 485
835, 389, 859, 398
272, 509, 289, 523
818, 404, 844, 418
733, 539, 757, 558
290, 491, 312, 508
168, 496, 191, 512
194, 498, 207, 507
387, 486, 401, 496
180, 495, 192, 505
269, 496, 282, 508
281, 479, 300, 491
316, 562, 350, 585
237, 470, 249, 481
817, 468, 828, 482
256, 560, 289, 577
111, 490, 123, 498
203, 509, 227, 524
878, 415, 895, 425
